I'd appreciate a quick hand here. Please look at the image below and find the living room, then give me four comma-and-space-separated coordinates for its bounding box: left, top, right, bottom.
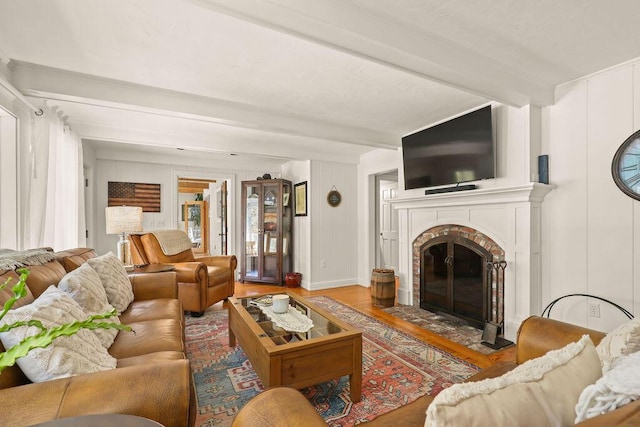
2, 2, 640, 425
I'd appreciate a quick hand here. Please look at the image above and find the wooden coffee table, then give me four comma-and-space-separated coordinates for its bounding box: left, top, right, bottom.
228, 292, 362, 402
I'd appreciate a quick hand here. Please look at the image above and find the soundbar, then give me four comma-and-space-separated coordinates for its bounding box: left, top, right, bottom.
425, 184, 477, 195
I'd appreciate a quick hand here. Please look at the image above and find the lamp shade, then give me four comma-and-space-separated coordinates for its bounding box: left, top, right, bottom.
105, 206, 143, 234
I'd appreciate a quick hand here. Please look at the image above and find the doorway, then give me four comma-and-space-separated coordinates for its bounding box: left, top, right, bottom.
375, 171, 399, 272
177, 178, 213, 255
177, 177, 230, 256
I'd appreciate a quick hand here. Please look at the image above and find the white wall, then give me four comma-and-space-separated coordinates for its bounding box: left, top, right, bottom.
357, 148, 401, 285
281, 159, 358, 290
309, 160, 358, 289
542, 60, 640, 331
281, 160, 310, 287
90, 153, 281, 260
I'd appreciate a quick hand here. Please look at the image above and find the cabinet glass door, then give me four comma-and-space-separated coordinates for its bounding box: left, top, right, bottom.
244, 186, 260, 280
261, 183, 280, 281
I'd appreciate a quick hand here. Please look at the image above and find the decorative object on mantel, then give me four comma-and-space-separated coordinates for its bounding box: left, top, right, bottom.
294, 181, 307, 216
327, 185, 342, 207
612, 128, 640, 201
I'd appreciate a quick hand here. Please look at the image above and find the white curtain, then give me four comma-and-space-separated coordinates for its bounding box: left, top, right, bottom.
22, 105, 86, 250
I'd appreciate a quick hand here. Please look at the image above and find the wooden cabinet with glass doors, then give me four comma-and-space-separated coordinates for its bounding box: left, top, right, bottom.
241, 179, 292, 285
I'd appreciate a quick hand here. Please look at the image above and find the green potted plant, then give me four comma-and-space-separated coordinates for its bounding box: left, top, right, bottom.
0, 268, 131, 372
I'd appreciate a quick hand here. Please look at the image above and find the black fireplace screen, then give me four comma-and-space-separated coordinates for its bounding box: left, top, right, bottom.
420, 236, 491, 329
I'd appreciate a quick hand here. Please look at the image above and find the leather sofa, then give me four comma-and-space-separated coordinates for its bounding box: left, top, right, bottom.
232, 316, 640, 426
130, 232, 237, 316
0, 248, 195, 427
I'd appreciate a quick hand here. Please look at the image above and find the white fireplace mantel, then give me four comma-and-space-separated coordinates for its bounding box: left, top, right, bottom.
390, 182, 555, 210
391, 182, 555, 341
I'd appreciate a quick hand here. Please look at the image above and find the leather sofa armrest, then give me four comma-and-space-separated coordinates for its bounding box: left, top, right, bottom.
516, 316, 606, 364
129, 271, 178, 300
195, 255, 238, 271
0, 360, 195, 427
170, 262, 208, 283
231, 387, 326, 427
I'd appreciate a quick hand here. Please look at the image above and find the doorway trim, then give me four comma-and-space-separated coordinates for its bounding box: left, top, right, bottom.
375, 172, 399, 272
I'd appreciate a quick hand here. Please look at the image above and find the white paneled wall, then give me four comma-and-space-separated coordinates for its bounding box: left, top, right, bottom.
310, 160, 358, 289
281, 160, 310, 288
543, 61, 640, 331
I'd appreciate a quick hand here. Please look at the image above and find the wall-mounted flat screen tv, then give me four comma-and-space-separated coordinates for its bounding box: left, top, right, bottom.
402, 105, 494, 190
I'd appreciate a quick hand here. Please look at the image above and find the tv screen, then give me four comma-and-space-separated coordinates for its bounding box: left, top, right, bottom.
402, 105, 494, 190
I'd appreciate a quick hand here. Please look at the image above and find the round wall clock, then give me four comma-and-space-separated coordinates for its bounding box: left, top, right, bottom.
327, 189, 342, 207
612, 129, 640, 201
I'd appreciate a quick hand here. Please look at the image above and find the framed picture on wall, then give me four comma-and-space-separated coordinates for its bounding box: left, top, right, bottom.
108, 181, 161, 212
294, 181, 307, 216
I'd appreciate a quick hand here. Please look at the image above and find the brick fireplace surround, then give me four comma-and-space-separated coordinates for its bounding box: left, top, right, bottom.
413, 225, 505, 326
391, 183, 553, 341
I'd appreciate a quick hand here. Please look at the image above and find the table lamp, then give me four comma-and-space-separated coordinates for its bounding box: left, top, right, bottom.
105, 206, 143, 264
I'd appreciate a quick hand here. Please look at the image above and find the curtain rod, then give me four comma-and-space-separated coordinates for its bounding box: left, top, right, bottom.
0, 74, 43, 116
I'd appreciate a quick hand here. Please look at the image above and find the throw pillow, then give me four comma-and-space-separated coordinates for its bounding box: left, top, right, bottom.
0, 286, 117, 383
87, 252, 134, 313
575, 350, 640, 422
596, 317, 640, 372
58, 262, 121, 348
425, 335, 602, 427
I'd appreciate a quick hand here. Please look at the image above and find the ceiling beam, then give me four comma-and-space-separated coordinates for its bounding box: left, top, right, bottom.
11, 61, 399, 149
72, 120, 370, 165
197, 0, 555, 107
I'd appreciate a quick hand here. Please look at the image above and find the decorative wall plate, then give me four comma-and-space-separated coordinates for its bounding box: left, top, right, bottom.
327, 188, 342, 207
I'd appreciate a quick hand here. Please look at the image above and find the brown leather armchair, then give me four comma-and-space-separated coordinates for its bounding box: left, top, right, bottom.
130, 231, 237, 316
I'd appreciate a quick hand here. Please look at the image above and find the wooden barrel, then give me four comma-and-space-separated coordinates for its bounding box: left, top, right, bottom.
370, 269, 395, 307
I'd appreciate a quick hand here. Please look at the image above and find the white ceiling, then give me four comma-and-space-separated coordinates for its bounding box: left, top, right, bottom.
1, 0, 640, 165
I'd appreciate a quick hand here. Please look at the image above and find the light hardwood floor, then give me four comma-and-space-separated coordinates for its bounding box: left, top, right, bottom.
220, 281, 516, 369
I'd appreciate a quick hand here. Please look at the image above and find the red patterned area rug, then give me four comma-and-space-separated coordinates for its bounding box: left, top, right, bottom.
185, 296, 480, 427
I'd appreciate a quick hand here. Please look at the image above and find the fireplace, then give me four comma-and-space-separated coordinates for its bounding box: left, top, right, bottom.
415, 226, 505, 329
391, 183, 553, 340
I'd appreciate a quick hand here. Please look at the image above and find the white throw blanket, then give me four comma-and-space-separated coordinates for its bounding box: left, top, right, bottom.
575, 350, 640, 422
0, 248, 57, 270
151, 230, 193, 256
